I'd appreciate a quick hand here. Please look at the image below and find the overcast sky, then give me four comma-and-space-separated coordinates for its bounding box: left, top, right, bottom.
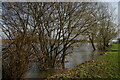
0, 1, 119, 39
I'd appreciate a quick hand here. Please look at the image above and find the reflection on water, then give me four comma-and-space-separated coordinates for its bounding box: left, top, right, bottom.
25, 43, 99, 78
65, 43, 98, 68
24, 63, 63, 78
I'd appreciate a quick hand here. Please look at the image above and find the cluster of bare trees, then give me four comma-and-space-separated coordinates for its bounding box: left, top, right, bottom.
2, 2, 117, 78
85, 3, 117, 51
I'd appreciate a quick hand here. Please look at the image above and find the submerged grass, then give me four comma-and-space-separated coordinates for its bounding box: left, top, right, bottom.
49, 44, 120, 78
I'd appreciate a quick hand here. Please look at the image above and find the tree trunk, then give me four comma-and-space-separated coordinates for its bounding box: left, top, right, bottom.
61, 54, 65, 69
61, 48, 66, 69
89, 35, 96, 51
91, 40, 96, 51
103, 38, 106, 51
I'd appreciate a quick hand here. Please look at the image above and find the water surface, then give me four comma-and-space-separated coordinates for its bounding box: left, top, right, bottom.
25, 43, 99, 78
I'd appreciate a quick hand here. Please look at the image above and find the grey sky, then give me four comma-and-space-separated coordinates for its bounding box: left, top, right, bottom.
0, 1, 119, 40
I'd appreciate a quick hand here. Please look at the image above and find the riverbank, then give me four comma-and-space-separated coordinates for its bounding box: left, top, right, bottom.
48, 44, 120, 78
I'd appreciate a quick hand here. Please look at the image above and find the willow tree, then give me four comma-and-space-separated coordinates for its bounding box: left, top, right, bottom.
2, 2, 33, 78
84, 3, 117, 51
26, 2, 97, 69
2, 2, 116, 78
94, 3, 117, 51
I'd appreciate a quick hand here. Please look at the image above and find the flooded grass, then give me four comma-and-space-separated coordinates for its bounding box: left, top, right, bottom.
49, 44, 120, 78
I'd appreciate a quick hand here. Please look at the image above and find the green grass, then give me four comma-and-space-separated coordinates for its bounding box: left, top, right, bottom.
49, 43, 120, 78
107, 44, 119, 51
105, 44, 119, 53
73, 51, 119, 78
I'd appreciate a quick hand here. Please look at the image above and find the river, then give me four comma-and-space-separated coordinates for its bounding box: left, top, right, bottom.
24, 42, 99, 78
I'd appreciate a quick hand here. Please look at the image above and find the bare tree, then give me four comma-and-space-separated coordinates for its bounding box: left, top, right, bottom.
84, 3, 117, 51
95, 3, 117, 51
2, 2, 33, 78
2, 2, 117, 78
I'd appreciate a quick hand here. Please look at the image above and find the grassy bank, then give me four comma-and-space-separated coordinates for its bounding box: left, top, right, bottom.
49, 44, 120, 78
